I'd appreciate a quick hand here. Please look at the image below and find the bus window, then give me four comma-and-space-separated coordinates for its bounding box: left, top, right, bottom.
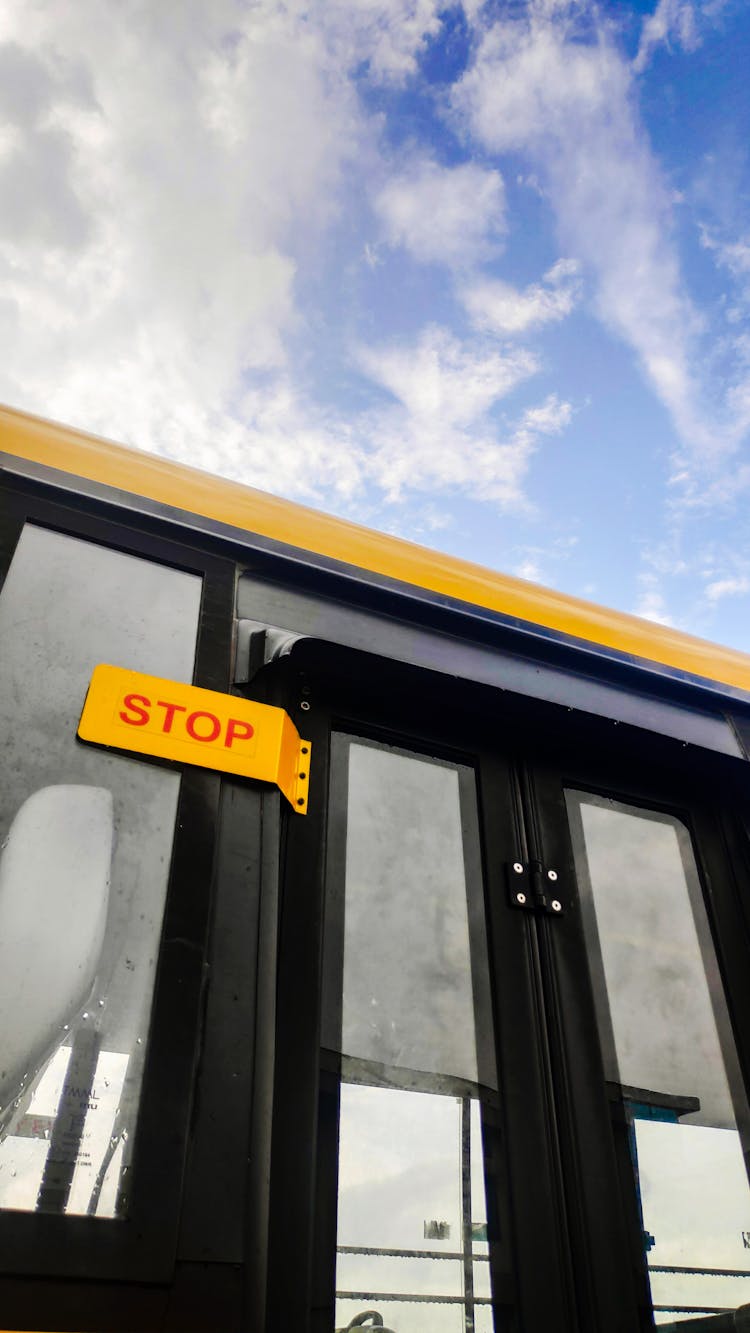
0, 524, 201, 1219
566, 793, 750, 1325
322, 736, 498, 1330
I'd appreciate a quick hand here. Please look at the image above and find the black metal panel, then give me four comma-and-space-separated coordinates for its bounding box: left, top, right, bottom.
176, 781, 263, 1265
243, 790, 282, 1333
118, 558, 234, 1274
476, 750, 578, 1332
236, 575, 743, 758
162, 1260, 243, 1331
0, 497, 24, 594
526, 764, 645, 1333
264, 669, 330, 1331
0, 1277, 169, 1332
695, 799, 750, 1140
728, 711, 750, 760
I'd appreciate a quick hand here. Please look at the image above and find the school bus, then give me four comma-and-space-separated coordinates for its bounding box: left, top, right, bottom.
2, 402, 750, 1333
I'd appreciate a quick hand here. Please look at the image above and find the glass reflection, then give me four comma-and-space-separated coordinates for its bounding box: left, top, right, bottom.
335, 1083, 492, 1332
323, 740, 496, 1093
0, 524, 201, 1218
566, 792, 750, 1325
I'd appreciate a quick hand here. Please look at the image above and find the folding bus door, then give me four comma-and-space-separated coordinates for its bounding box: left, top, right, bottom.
261, 649, 643, 1333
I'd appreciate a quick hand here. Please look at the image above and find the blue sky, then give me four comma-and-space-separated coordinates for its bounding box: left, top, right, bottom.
2, 1, 750, 648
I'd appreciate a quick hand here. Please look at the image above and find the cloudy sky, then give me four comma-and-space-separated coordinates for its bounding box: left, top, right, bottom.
2, 0, 750, 649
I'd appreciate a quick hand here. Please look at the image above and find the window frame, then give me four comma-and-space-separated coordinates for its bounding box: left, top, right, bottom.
530, 732, 750, 1331
0, 477, 235, 1289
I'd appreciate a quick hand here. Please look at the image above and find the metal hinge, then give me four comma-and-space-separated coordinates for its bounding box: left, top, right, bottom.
233, 619, 306, 688
507, 860, 564, 915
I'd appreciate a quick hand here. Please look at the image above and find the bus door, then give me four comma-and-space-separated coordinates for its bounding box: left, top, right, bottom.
260, 644, 750, 1333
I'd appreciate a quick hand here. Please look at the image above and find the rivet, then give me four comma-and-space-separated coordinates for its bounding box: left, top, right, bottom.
513, 862, 524, 874
297, 798, 305, 806
551, 899, 562, 912
516, 892, 527, 905
299, 772, 306, 780
301, 746, 309, 754
300, 700, 311, 711
547, 869, 558, 882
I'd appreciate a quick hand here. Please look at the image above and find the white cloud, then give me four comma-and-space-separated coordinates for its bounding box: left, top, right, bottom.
632, 538, 750, 641
461, 257, 581, 334
634, 0, 700, 73
700, 226, 750, 299
511, 533, 578, 585
3, 0, 582, 528
633, 0, 733, 72
316, 0, 445, 83
452, 2, 720, 458
356, 325, 571, 502
704, 575, 750, 602
514, 558, 544, 581
374, 158, 506, 267
0, 0, 458, 498
722, 240, 750, 278
633, 575, 675, 625
356, 324, 537, 426
0, 42, 93, 250
0, 1, 584, 523
0, 3, 364, 431
142, 326, 572, 514
367, 392, 572, 505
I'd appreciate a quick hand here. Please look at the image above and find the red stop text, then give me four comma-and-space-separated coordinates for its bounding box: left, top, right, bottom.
119, 693, 254, 748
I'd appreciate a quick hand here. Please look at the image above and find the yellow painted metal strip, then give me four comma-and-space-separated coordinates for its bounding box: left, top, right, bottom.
4, 403, 750, 697
78, 664, 311, 812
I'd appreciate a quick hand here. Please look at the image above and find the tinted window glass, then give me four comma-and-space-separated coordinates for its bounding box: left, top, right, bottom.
566, 792, 750, 1325
0, 525, 201, 1219
324, 737, 499, 1330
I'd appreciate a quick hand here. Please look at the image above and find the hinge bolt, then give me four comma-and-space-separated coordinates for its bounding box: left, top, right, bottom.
547, 869, 558, 882
513, 862, 524, 874
516, 892, 527, 905
551, 899, 562, 912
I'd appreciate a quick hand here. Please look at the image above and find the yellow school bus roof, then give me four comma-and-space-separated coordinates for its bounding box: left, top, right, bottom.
2, 402, 750, 701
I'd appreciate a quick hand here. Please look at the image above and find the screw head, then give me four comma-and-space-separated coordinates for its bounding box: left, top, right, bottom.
551, 899, 562, 912
513, 862, 524, 874
516, 892, 527, 905
547, 869, 558, 882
